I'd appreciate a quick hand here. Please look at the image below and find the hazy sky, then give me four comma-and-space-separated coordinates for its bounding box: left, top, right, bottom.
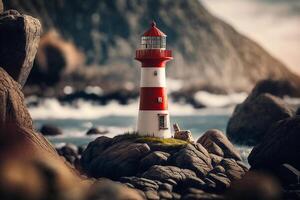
202, 0, 300, 74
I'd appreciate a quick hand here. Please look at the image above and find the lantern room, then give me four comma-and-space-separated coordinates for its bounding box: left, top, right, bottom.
140, 21, 166, 49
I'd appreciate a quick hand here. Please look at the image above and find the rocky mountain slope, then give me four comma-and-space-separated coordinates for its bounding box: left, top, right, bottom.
4, 0, 300, 93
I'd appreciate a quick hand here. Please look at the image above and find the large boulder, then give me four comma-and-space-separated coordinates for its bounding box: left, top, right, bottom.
0, 10, 41, 87
197, 129, 241, 161
248, 116, 300, 171
81, 139, 151, 179
170, 144, 213, 178
227, 93, 293, 146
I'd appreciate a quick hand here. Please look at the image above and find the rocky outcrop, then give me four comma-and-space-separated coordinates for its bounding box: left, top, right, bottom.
5, 0, 300, 94
248, 116, 300, 171
81, 134, 248, 198
227, 81, 294, 145
0, 68, 33, 129
0, 10, 41, 87
197, 129, 241, 161
40, 124, 63, 136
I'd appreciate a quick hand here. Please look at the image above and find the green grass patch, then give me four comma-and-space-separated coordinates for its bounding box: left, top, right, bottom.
118, 132, 188, 147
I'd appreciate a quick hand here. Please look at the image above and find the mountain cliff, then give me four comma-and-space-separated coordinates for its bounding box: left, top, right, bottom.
4, 0, 300, 94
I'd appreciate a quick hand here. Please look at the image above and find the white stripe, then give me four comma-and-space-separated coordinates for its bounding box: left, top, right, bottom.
140, 68, 166, 87
137, 110, 171, 138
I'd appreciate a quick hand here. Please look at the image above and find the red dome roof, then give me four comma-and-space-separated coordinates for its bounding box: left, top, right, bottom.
142, 21, 166, 37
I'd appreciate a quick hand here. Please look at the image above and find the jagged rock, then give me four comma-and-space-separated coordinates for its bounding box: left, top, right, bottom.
144, 190, 159, 200
158, 190, 172, 199
220, 159, 246, 181
82, 140, 150, 179
81, 136, 113, 170
87, 178, 144, 200
119, 177, 159, 191
206, 173, 231, 192
0, 10, 41, 87
86, 127, 108, 135
170, 144, 213, 178
248, 116, 300, 171
210, 166, 226, 175
142, 165, 198, 184
209, 154, 223, 167
40, 124, 63, 136
0, 68, 33, 128
197, 129, 241, 161
140, 151, 170, 170
227, 92, 293, 146
226, 171, 282, 200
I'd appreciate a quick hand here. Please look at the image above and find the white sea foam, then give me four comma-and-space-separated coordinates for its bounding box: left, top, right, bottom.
28, 96, 237, 120
194, 91, 247, 108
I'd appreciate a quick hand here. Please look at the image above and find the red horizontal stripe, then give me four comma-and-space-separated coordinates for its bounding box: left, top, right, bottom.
135, 49, 173, 67
139, 87, 168, 110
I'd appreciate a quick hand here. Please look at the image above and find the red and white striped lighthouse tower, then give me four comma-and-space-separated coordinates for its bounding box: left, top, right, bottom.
135, 21, 173, 138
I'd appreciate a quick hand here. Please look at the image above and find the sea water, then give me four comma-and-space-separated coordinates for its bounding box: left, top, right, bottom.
28, 96, 252, 163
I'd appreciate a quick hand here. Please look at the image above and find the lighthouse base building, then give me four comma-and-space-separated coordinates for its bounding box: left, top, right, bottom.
135, 21, 173, 138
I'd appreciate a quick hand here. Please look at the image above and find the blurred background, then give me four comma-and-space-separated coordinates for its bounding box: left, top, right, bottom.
3, 0, 300, 158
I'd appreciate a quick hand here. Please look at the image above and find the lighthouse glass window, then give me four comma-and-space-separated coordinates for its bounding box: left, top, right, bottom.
158, 114, 168, 130
141, 36, 166, 49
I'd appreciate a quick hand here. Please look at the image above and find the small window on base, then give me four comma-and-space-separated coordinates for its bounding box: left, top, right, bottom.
158, 114, 168, 130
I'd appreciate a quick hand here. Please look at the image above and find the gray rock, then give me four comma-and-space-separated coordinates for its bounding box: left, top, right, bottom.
0, 10, 41, 87
81, 136, 112, 170
158, 190, 172, 199
197, 129, 241, 161
82, 140, 150, 179
40, 124, 62, 136
209, 154, 223, 167
144, 190, 159, 200
227, 93, 293, 146
220, 159, 246, 181
142, 165, 197, 183
170, 144, 213, 178
248, 116, 300, 171
207, 173, 231, 192
119, 177, 159, 191
159, 183, 173, 192
140, 151, 170, 170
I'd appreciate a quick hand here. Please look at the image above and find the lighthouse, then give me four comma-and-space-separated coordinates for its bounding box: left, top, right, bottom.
135, 21, 173, 138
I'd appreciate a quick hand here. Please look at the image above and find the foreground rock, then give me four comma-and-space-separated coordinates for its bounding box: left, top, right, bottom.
248, 116, 300, 171
0, 10, 41, 87
227, 80, 294, 145
81, 132, 247, 197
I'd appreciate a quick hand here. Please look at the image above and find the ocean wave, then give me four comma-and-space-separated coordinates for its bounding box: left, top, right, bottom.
28, 97, 237, 120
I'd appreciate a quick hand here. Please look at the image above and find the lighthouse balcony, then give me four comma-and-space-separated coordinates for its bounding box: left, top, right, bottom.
135, 49, 172, 60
